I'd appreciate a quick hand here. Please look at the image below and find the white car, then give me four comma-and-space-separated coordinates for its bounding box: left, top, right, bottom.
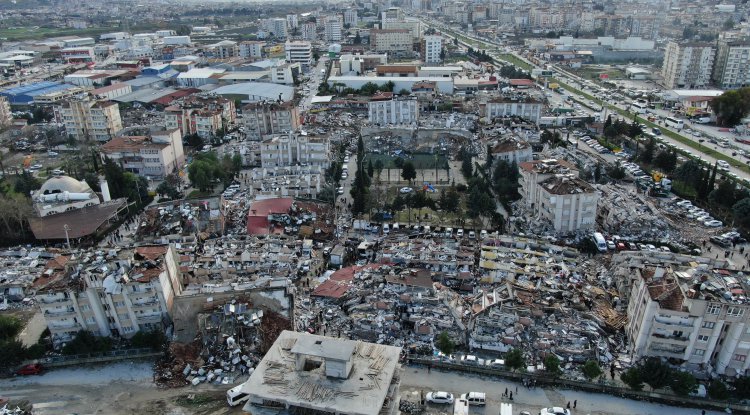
704, 220, 723, 227
540, 408, 571, 415
399, 187, 413, 194
425, 391, 454, 405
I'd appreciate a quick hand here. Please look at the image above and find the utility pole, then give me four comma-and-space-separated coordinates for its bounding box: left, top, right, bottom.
63, 224, 71, 250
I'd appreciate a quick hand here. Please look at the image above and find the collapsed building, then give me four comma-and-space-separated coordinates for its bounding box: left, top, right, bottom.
34, 245, 183, 347
238, 330, 403, 415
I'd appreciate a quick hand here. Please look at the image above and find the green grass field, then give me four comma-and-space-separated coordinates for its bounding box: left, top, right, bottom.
364, 153, 449, 170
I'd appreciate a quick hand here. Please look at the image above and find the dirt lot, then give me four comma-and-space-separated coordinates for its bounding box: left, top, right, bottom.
0, 361, 247, 415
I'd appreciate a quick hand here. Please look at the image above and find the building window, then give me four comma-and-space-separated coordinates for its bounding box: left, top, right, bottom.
693, 349, 705, 356
707, 304, 721, 315
728, 307, 745, 317
697, 334, 709, 342
701, 321, 715, 329
734, 354, 747, 362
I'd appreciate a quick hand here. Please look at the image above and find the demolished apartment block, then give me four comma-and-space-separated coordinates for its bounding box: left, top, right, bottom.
238, 330, 403, 415
136, 198, 224, 243
34, 245, 183, 346
243, 165, 323, 199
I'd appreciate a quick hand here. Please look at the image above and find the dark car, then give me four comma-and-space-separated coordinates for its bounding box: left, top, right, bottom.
16, 363, 43, 376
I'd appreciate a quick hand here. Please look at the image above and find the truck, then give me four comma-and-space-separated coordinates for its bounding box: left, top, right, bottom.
593, 232, 607, 252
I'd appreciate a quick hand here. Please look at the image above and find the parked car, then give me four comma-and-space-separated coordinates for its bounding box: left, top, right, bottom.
425, 391, 454, 404
399, 187, 413, 194
704, 220, 723, 227
16, 363, 43, 376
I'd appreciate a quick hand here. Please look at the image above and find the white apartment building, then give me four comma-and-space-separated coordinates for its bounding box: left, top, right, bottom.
260, 133, 330, 171
370, 29, 412, 54
661, 41, 716, 89
422, 35, 443, 64
301, 22, 318, 41
204, 40, 239, 59
164, 95, 236, 139
485, 97, 543, 124
381, 7, 404, 25
263, 18, 288, 39
713, 40, 750, 89
489, 139, 533, 166
325, 15, 343, 42
533, 175, 598, 233
240, 41, 264, 59
270, 62, 301, 85
518, 159, 578, 209
368, 95, 419, 125
344, 9, 359, 27
100, 129, 185, 178
627, 264, 750, 376
59, 97, 123, 142
285, 41, 313, 66
35, 245, 183, 346
381, 19, 421, 40
242, 101, 300, 140
286, 14, 299, 29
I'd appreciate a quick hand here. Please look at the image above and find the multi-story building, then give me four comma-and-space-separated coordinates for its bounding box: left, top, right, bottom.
301, 22, 318, 41
381, 7, 404, 25
285, 41, 313, 66
344, 9, 359, 27
263, 18, 288, 39
242, 101, 300, 140
325, 15, 343, 42
368, 93, 419, 125
239, 41, 265, 59
661, 41, 716, 89
422, 35, 443, 64
259, 133, 330, 171
35, 245, 183, 347
531, 175, 598, 232
485, 96, 543, 124
626, 262, 750, 376
286, 14, 299, 29
164, 95, 236, 139
59, 96, 123, 142
518, 159, 579, 210
204, 40, 239, 59
239, 330, 402, 415
370, 29, 412, 54
381, 19, 421, 40
100, 129, 185, 178
713, 39, 750, 89
270, 62, 301, 85
489, 139, 533, 166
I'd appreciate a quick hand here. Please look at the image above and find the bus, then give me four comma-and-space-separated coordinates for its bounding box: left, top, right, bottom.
593, 232, 607, 252
630, 101, 648, 114
665, 116, 684, 130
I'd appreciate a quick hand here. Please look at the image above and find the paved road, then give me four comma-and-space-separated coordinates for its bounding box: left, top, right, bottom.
401, 366, 726, 415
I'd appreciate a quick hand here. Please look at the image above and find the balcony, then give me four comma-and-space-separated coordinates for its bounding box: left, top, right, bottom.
44, 307, 76, 316
654, 317, 694, 328
652, 332, 690, 342
49, 320, 79, 330
38, 295, 71, 304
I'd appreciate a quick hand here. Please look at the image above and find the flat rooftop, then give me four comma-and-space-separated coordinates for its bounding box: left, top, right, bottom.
241, 330, 401, 415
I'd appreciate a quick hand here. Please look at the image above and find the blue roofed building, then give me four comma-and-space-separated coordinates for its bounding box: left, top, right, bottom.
0, 81, 81, 106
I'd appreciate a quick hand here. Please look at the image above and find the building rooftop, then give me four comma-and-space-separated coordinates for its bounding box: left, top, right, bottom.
538, 175, 595, 195
240, 330, 401, 415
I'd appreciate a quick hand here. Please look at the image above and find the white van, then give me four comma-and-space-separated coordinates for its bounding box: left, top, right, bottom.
226, 384, 250, 407
383, 224, 390, 234
459, 392, 486, 406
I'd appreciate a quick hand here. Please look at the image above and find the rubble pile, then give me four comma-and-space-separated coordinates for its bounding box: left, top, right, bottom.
136, 199, 223, 242
154, 340, 202, 388
597, 184, 674, 240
